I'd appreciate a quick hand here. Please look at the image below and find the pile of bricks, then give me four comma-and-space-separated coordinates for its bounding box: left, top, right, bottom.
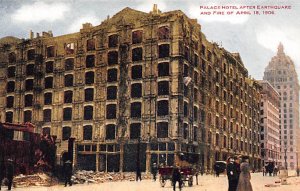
72, 171, 151, 184
13, 173, 58, 187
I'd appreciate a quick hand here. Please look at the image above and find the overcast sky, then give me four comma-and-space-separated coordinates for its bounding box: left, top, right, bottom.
0, 0, 299, 80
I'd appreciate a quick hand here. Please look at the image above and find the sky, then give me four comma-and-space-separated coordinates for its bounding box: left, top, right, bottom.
0, 0, 299, 80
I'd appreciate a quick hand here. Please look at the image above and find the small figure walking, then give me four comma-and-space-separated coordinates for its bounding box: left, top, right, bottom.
151, 163, 158, 181
136, 166, 142, 181
6, 159, 14, 191
64, 160, 73, 187
172, 167, 182, 191
297, 168, 300, 177
0, 159, 5, 190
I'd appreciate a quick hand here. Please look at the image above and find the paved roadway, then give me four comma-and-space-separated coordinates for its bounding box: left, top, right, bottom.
9, 172, 300, 191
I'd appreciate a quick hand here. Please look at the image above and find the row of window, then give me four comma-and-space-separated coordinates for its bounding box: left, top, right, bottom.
45, 120, 169, 142
5, 99, 170, 123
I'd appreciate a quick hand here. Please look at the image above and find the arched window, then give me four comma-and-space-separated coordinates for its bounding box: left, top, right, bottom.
62, 126, 71, 140
83, 125, 93, 140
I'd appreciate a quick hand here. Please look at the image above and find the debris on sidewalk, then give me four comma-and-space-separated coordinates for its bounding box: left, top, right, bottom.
14, 173, 58, 187
72, 171, 151, 184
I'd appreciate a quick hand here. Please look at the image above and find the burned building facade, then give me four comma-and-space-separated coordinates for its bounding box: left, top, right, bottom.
0, 6, 261, 172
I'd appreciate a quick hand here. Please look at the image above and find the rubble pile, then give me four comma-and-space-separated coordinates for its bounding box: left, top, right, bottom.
14, 173, 58, 187
72, 171, 151, 184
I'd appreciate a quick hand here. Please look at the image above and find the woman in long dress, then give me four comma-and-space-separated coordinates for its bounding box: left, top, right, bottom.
237, 159, 253, 191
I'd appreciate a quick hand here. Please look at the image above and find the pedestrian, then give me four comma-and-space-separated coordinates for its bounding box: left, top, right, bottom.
227, 157, 239, 191
172, 167, 182, 191
200, 165, 204, 176
0, 159, 5, 190
151, 163, 158, 181
136, 165, 142, 181
296, 168, 300, 177
237, 158, 253, 191
262, 166, 265, 176
63, 160, 73, 187
6, 159, 14, 191
193, 164, 199, 185
273, 165, 278, 176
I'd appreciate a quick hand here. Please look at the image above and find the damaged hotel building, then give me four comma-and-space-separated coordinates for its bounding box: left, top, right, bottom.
0, 6, 261, 172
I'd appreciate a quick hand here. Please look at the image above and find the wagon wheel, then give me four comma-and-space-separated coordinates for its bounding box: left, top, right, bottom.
188, 176, 193, 187
159, 175, 166, 187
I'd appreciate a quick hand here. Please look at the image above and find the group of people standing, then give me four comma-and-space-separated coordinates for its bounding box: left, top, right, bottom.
0, 159, 14, 191
227, 156, 253, 191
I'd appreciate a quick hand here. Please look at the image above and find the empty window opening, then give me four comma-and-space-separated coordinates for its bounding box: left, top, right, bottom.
63, 108, 72, 121
158, 62, 169, 77
87, 39, 95, 51
132, 30, 143, 44
107, 86, 117, 100
9, 52, 16, 63
45, 61, 54, 73
194, 106, 198, 121
130, 123, 141, 139
106, 104, 116, 119
194, 54, 199, 67
6, 96, 14, 108
184, 64, 189, 77
184, 101, 188, 117
47, 46, 55, 58
132, 47, 143, 62
26, 64, 34, 76
65, 43, 75, 54
27, 49, 35, 61
85, 71, 95, 84
131, 83, 142, 98
193, 127, 197, 141
158, 26, 170, 40
7, 66, 16, 78
5, 112, 13, 123
42, 127, 51, 136
62, 126, 71, 140
84, 105, 93, 120
24, 110, 32, 122
64, 91, 73, 103
65, 58, 74, 71
43, 109, 51, 122
158, 81, 169, 96
86, 55, 95, 68
158, 44, 170, 58
183, 123, 188, 139
106, 124, 116, 140
44, 92, 52, 105
157, 122, 168, 138
107, 69, 117, 82
25, 94, 33, 107
108, 51, 118, 65
85, 88, 94, 102
25, 79, 33, 91
64, 74, 73, 87
83, 125, 93, 140
7, 81, 15, 93
45, 77, 53, 89
184, 47, 189, 60
157, 100, 169, 116
131, 65, 142, 79
131, 102, 141, 118
108, 34, 119, 48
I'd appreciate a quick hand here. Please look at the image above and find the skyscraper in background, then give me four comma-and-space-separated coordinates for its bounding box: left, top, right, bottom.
263, 43, 300, 169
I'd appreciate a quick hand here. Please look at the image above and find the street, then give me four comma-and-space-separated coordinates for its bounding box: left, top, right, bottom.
10, 172, 300, 191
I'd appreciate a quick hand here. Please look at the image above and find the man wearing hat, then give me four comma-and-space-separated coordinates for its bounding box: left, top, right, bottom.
6, 159, 14, 191
151, 162, 158, 181
227, 156, 239, 191
63, 160, 73, 187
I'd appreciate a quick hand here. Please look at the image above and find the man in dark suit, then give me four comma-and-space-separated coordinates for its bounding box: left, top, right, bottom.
172, 167, 182, 191
63, 160, 73, 187
6, 159, 14, 191
227, 157, 239, 191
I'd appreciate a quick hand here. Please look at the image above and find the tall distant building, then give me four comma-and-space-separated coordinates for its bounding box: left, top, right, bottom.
258, 80, 280, 166
0, 5, 261, 172
263, 43, 300, 169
